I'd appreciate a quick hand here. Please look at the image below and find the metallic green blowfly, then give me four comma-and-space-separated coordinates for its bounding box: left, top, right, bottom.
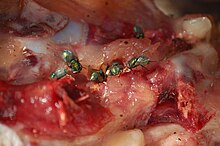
62, 50, 75, 63
50, 69, 67, 79
133, 25, 144, 39
90, 70, 105, 82
68, 59, 82, 73
127, 55, 150, 69
106, 62, 123, 76
50, 50, 82, 80
62, 50, 82, 73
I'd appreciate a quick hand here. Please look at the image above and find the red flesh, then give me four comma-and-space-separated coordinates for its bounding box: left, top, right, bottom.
146, 62, 213, 132
0, 76, 112, 138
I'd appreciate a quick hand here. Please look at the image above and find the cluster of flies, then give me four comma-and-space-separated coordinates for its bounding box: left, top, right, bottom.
50, 49, 151, 82
50, 25, 149, 82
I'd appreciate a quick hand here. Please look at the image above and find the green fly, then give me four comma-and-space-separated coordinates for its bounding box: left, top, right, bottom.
62, 50, 82, 73
133, 25, 144, 39
127, 55, 150, 69
90, 69, 105, 82
62, 50, 75, 63
50, 69, 67, 79
106, 62, 123, 76
68, 59, 82, 73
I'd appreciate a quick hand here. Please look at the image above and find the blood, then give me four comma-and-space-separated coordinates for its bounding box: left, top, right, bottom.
0, 76, 112, 138
146, 62, 213, 132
